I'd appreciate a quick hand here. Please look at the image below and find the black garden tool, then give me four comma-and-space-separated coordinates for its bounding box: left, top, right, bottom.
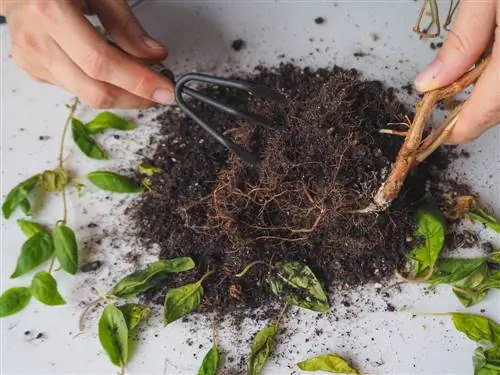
106, 38, 286, 164
155, 66, 286, 165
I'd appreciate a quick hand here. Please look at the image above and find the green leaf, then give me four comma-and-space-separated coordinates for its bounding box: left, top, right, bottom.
478, 272, 500, 292
111, 258, 195, 299
85, 112, 135, 134
427, 258, 488, 285
197, 345, 221, 375
52, 224, 79, 275
2, 174, 40, 219
267, 261, 329, 312
469, 207, 500, 233
40, 167, 68, 192
297, 354, 360, 374
87, 171, 141, 193
451, 313, 500, 344
30, 271, 66, 306
75, 183, 85, 198
17, 219, 46, 238
0, 287, 31, 318
71, 118, 108, 160
163, 271, 212, 325
453, 288, 487, 307
139, 163, 162, 177
409, 207, 446, 270
99, 305, 129, 370
248, 325, 278, 375
487, 252, 500, 264
11, 231, 54, 278
117, 303, 151, 331
19, 199, 32, 216
474, 347, 500, 375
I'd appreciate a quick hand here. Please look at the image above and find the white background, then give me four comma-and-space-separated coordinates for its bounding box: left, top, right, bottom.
1, 1, 499, 374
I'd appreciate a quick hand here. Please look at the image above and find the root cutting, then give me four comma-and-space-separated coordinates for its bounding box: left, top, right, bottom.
362, 56, 491, 213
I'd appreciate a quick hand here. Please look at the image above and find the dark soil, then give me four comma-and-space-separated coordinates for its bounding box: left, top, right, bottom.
129, 63, 448, 314
314, 17, 325, 24
231, 39, 246, 51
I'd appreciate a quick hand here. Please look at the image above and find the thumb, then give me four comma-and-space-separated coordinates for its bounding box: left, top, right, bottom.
414, 0, 496, 92
88, 0, 167, 60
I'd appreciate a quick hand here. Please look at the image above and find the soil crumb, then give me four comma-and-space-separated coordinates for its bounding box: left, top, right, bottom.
231, 39, 246, 51
129, 63, 449, 314
314, 17, 326, 24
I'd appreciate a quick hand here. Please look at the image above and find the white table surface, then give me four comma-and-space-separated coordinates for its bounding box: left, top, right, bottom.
1, 1, 499, 374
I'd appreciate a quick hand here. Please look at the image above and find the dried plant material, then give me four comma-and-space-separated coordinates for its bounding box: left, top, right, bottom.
443, 195, 476, 220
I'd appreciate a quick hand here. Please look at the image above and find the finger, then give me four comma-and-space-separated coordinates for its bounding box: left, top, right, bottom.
46, 39, 153, 109
88, 0, 167, 60
415, 0, 496, 92
43, 1, 174, 104
446, 40, 500, 144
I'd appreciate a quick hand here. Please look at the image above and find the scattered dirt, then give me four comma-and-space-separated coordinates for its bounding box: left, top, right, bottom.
231, 39, 246, 51
129, 63, 450, 315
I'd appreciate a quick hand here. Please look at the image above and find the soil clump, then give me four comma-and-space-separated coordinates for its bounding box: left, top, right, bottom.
130, 63, 449, 314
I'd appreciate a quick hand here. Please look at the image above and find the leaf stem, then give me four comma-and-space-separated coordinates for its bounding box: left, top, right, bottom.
48, 255, 57, 274
235, 261, 271, 278
59, 98, 79, 224
59, 98, 79, 168
211, 314, 218, 347
199, 270, 215, 284
275, 303, 288, 327
78, 297, 104, 331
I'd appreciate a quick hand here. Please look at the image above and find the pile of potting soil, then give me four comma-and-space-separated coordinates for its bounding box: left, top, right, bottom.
129, 63, 448, 313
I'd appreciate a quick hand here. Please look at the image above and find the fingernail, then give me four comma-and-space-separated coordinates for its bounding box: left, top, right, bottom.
152, 89, 173, 104
415, 59, 443, 91
143, 36, 165, 50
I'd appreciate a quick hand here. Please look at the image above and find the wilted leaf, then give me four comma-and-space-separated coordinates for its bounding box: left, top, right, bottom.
267, 261, 329, 312
117, 303, 151, 331
111, 258, 195, 299
139, 163, 162, 177
40, 167, 68, 192
197, 345, 221, 375
469, 207, 500, 233
87, 171, 140, 193
71, 118, 108, 160
297, 354, 359, 374
451, 313, 500, 344
2, 174, 40, 219
248, 325, 277, 375
86, 112, 135, 134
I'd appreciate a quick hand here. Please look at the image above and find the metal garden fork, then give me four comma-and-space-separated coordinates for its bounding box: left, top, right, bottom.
154, 66, 286, 165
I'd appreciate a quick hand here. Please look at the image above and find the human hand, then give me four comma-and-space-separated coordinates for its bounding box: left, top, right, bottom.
414, 0, 500, 144
1, 0, 174, 108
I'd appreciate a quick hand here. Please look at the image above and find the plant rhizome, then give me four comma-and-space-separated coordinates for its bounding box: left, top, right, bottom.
130, 64, 448, 313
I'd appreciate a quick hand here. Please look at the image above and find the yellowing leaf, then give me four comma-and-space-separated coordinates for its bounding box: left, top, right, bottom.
297, 354, 359, 374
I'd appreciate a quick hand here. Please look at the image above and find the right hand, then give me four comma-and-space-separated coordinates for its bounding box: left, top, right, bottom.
2, 0, 174, 108
414, 0, 500, 144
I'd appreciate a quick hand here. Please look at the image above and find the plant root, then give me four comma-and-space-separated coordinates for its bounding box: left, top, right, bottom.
362, 55, 491, 213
